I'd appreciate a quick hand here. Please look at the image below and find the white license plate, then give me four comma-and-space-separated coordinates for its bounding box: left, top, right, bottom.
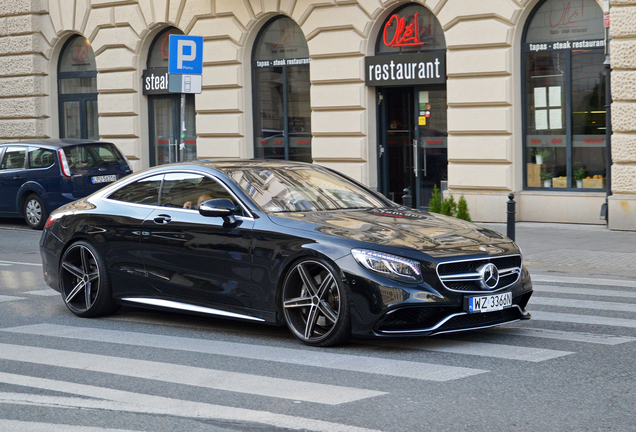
91, 175, 117, 184
467, 292, 512, 313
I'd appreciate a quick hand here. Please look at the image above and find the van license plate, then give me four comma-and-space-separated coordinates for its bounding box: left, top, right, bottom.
91, 175, 117, 184
467, 292, 512, 313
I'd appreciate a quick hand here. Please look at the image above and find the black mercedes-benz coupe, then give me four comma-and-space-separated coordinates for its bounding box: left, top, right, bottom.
40, 160, 532, 346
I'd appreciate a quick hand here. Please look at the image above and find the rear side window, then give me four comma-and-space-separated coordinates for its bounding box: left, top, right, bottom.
63, 143, 126, 169
108, 174, 163, 205
0, 146, 27, 170
28, 148, 56, 169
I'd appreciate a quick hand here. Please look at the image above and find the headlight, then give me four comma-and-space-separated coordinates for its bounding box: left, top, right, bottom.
351, 249, 422, 283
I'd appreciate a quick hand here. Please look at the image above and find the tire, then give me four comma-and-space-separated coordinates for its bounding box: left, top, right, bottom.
23, 194, 48, 230
281, 257, 351, 347
59, 240, 119, 318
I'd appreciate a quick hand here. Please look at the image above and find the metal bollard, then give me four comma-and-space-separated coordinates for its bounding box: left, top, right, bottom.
402, 188, 412, 208
506, 193, 515, 241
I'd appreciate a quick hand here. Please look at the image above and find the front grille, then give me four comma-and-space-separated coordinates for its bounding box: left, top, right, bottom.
377, 307, 455, 332
436, 255, 522, 293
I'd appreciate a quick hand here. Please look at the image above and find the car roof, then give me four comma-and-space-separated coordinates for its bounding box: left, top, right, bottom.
0, 139, 111, 149
200, 159, 314, 170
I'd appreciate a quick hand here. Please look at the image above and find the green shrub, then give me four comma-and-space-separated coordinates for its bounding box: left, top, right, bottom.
440, 194, 457, 216
456, 195, 472, 221
429, 185, 442, 213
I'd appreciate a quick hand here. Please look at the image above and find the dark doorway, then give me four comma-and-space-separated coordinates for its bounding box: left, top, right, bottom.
378, 86, 448, 208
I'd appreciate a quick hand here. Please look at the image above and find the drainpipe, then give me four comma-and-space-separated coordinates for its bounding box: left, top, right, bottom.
601, 0, 612, 224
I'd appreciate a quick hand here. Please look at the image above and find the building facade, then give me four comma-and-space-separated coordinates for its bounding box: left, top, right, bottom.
1, 0, 635, 230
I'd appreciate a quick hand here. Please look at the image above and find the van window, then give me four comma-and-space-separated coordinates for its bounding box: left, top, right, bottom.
0, 147, 27, 170
28, 148, 56, 169
63, 143, 126, 169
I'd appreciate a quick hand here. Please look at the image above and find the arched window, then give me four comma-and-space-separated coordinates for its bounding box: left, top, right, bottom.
522, 0, 606, 190
252, 17, 311, 162
58, 35, 98, 139
146, 28, 197, 166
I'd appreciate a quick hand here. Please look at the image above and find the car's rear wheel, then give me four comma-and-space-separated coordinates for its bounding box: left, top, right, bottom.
59, 240, 119, 318
23, 194, 48, 230
281, 258, 351, 346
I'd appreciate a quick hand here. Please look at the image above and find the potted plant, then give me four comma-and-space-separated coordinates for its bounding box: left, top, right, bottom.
532, 148, 550, 165
574, 167, 586, 188
540, 170, 552, 188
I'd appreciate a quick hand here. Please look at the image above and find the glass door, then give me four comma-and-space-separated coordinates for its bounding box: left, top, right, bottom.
379, 87, 415, 204
378, 86, 447, 208
415, 86, 448, 208
149, 94, 197, 166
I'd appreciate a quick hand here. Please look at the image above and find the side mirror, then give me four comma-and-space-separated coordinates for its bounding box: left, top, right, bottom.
199, 198, 237, 224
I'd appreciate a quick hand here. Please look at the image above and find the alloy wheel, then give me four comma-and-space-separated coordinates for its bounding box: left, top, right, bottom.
282, 259, 345, 345
60, 243, 101, 314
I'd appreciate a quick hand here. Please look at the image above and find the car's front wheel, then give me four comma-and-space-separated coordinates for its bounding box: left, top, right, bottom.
281, 258, 351, 347
23, 193, 48, 230
59, 240, 119, 318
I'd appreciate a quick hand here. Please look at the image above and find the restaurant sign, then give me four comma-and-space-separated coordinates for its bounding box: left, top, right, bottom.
365, 51, 446, 87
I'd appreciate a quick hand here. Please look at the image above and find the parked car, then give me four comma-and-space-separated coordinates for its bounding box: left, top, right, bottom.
0, 139, 132, 229
40, 160, 532, 347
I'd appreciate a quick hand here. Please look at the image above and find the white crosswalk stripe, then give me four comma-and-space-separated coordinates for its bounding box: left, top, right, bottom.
22, 289, 59, 296
2, 324, 488, 381
0, 295, 25, 303
0, 373, 383, 432
0, 419, 138, 432
533, 284, 636, 299
531, 275, 636, 288
531, 311, 636, 328
369, 338, 573, 362
0, 343, 385, 405
482, 326, 636, 345
531, 296, 636, 313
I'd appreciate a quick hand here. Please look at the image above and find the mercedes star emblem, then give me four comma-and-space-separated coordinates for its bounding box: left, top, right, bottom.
478, 263, 499, 289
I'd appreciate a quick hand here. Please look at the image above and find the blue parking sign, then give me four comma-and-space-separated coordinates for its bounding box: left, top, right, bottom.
168, 35, 203, 75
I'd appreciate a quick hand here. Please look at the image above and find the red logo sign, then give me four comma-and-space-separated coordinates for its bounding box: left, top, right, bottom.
550, 0, 586, 29
70, 43, 88, 63
383, 13, 426, 47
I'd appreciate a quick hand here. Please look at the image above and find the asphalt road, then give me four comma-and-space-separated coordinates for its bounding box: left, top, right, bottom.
1, 218, 635, 432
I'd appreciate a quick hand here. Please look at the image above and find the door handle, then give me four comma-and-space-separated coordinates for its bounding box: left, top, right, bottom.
12, 176, 22, 180
413, 139, 418, 178
153, 214, 172, 224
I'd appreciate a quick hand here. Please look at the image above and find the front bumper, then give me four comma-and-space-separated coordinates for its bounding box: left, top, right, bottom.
336, 252, 533, 338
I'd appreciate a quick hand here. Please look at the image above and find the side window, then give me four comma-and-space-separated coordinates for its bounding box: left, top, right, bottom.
0, 147, 27, 170
108, 174, 163, 205
160, 172, 241, 213
28, 148, 56, 169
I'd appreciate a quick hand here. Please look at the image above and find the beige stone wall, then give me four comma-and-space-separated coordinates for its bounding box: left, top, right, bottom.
0, 0, 51, 142
1, 0, 633, 227
609, 0, 636, 230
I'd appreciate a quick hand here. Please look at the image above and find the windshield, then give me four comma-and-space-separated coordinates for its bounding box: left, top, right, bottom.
63, 143, 126, 169
225, 166, 389, 212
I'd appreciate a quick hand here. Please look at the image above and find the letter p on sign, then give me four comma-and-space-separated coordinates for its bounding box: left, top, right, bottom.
168, 35, 203, 75
177, 40, 196, 69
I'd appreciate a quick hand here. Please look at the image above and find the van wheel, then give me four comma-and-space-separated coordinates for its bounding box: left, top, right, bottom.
24, 194, 48, 230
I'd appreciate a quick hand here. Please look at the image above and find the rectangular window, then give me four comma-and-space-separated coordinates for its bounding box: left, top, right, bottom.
523, 48, 606, 190
571, 49, 606, 188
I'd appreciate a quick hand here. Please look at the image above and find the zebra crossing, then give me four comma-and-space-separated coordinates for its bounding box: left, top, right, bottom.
0, 274, 635, 431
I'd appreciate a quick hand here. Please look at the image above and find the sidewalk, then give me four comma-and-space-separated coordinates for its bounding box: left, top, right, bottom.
478, 222, 636, 280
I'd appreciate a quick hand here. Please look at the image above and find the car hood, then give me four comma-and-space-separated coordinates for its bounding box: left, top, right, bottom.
268, 207, 514, 257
